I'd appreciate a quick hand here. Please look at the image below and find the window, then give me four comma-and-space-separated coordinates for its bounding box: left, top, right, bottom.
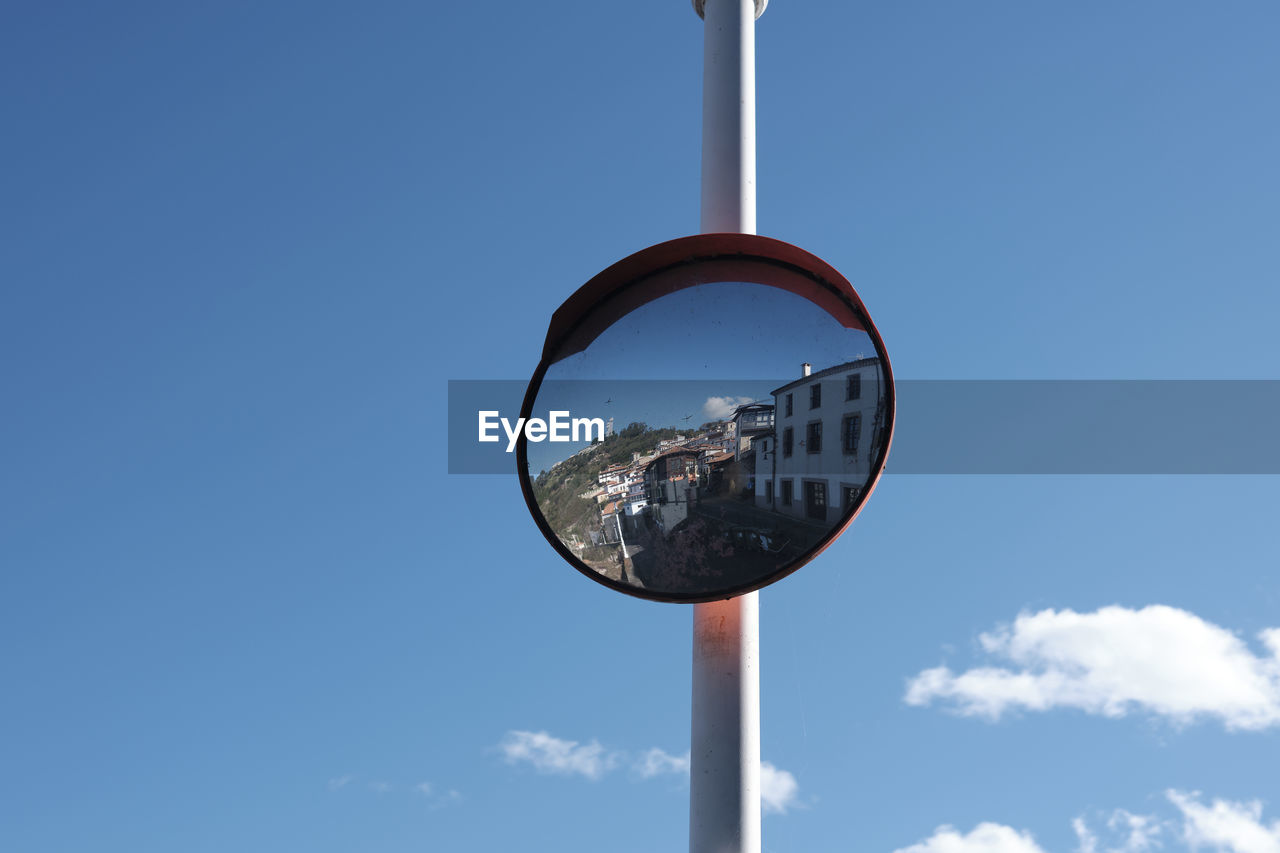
765, 480, 773, 503
781, 479, 793, 506
785, 393, 793, 417
806, 420, 822, 453
843, 485, 860, 510
846, 373, 861, 400
804, 480, 826, 520
842, 413, 861, 455
782, 427, 793, 457
809, 383, 821, 409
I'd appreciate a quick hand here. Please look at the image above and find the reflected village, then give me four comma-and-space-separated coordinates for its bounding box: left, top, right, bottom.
531, 358, 887, 594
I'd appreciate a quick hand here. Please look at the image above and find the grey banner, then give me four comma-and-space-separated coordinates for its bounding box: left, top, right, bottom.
448, 380, 1280, 474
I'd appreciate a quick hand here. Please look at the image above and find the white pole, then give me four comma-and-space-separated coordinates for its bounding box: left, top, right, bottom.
691, 2, 765, 852
691, 594, 761, 853
696, 0, 764, 235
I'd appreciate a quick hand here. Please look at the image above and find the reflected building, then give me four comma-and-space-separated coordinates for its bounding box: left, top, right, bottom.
757, 359, 885, 524
643, 448, 701, 533
621, 475, 649, 534
599, 500, 622, 544
731, 402, 775, 498
731, 403, 774, 459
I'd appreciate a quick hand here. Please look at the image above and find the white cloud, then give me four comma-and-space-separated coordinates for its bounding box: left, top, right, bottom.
497, 730, 798, 816
413, 781, 463, 810
1074, 810, 1163, 853
894, 822, 1050, 853
1108, 810, 1162, 853
703, 395, 757, 420
498, 730, 618, 780
1168, 790, 1280, 853
1074, 817, 1100, 853
632, 748, 798, 814
636, 747, 690, 779
899, 793, 1280, 853
433, 789, 463, 810
905, 606, 1280, 731
760, 761, 799, 815
325, 775, 459, 809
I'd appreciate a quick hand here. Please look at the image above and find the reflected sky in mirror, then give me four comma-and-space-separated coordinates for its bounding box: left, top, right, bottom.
531, 282, 876, 474
550, 281, 871, 381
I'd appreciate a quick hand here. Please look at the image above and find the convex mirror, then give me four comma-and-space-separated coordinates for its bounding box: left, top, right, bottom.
518, 234, 895, 602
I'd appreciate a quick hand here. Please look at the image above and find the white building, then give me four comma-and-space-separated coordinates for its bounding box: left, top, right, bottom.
643, 448, 700, 533
731, 403, 774, 461
756, 359, 884, 524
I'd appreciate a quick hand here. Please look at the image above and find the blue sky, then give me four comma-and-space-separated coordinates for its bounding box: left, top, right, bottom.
3, 2, 1280, 852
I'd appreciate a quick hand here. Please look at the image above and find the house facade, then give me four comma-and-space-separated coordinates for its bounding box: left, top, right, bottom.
643, 448, 701, 532
731, 403, 774, 460
757, 359, 885, 524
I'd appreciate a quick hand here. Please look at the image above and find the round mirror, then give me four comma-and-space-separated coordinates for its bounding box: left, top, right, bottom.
518, 234, 894, 602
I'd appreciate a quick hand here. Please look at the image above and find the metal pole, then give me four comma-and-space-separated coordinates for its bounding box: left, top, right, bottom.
691, 594, 761, 853
616, 511, 629, 563
696, 0, 763, 235
690, 2, 765, 852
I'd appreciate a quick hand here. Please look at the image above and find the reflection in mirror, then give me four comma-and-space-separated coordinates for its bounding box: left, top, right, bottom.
526, 281, 888, 599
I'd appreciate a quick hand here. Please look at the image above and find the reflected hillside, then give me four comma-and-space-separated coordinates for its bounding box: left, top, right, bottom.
529, 359, 888, 595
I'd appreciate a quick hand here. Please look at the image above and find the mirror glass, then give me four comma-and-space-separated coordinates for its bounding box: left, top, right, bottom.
524, 280, 889, 599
